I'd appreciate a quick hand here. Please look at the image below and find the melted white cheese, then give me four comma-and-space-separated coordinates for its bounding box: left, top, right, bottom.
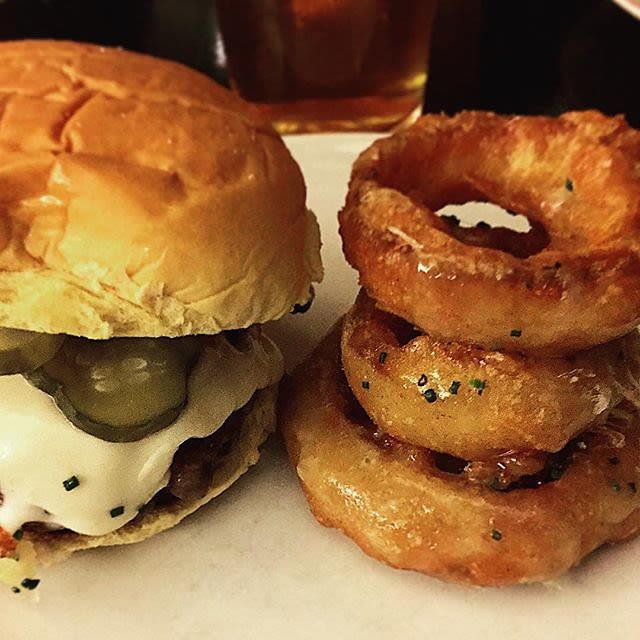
0, 332, 283, 536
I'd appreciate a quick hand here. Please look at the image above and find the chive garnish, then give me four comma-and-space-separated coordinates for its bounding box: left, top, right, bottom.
361, 380, 370, 390
510, 329, 522, 338
417, 374, 428, 387
63, 475, 80, 492
565, 178, 574, 192
610, 480, 621, 492
491, 529, 503, 541
423, 389, 437, 403
20, 578, 40, 591
11, 587, 20, 594
549, 465, 564, 481
378, 352, 387, 364
448, 380, 461, 395
110, 505, 125, 518
291, 299, 312, 314
12, 529, 23, 541
291, 286, 315, 314
469, 378, 486, 395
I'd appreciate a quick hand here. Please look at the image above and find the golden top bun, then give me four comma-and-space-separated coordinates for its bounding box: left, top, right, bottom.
0, 40, 322, 337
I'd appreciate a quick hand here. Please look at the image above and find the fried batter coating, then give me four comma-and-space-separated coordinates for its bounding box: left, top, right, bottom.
281, 327, 640, 586
342, 290, 640, 460
339, 111, 640, 355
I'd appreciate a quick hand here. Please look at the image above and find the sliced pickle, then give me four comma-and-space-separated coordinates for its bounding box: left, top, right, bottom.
0, 328, 65, 375
25, 336, 202, 442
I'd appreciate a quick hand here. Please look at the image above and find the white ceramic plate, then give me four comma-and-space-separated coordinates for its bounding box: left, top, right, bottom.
3, 133, 639, 639
613, 0, 640, 18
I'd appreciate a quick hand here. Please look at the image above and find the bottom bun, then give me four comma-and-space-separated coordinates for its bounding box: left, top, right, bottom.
280, 325, 640, 586
26, 384, 277, 567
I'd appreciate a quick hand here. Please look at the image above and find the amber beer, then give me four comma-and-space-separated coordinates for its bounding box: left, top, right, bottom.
215, 0, 438, 133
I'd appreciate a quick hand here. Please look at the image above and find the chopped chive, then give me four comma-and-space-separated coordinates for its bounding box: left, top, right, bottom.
378, 351, 387, 364
361, 380, 370, 390
11, 587, 20, 594
291, 286, 315, 314
610, 480, 621, 492
417, 374, 428, 387
449, 380, 461, 395
12, 529, 23, 541
608, 456, 620, 465
469, 378, 486, 395
63, 475, 80, 492
491, 529, 503, 541
291, 299, 312, 314
628, 482, 637, 494
549, 465, 564, 481
20, 578, 40, 591
565, 178, 574, 192
423, 389, 437, 403
510, 329, 522, 338
110, 505, 125, 518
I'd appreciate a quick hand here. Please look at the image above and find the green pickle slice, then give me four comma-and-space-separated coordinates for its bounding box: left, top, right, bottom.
0, 327, 65, 374
25, 336, 202, 442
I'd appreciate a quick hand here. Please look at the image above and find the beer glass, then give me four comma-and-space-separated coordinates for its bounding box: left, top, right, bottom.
214, 0, 438, 133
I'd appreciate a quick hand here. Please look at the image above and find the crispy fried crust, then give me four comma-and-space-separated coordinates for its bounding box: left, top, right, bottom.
339, 111, 640, 355
281, 327, 640, 586
342, 290, 640, 459
27, 384, 277, 566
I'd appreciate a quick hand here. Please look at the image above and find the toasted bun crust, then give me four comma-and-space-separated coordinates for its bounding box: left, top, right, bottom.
27, 384, 277, 565
0, 40, 322, 337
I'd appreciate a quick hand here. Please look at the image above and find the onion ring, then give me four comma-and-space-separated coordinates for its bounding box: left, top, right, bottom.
339, 111, 640, 354
281, 326, 640, 586
341, 290, 640, 460
559, 110, 640, 165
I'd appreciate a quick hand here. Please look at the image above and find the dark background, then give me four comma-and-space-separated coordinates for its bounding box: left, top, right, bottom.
0, 0, 638, 126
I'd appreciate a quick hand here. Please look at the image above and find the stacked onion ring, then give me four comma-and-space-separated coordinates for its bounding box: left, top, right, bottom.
281, 111, 640, 586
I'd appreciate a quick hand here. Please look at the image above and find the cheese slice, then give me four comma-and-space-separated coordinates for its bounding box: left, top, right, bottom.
0, 331, 283, 537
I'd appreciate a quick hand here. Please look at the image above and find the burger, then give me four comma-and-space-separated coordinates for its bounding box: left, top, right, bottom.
0, 40, 322, 592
